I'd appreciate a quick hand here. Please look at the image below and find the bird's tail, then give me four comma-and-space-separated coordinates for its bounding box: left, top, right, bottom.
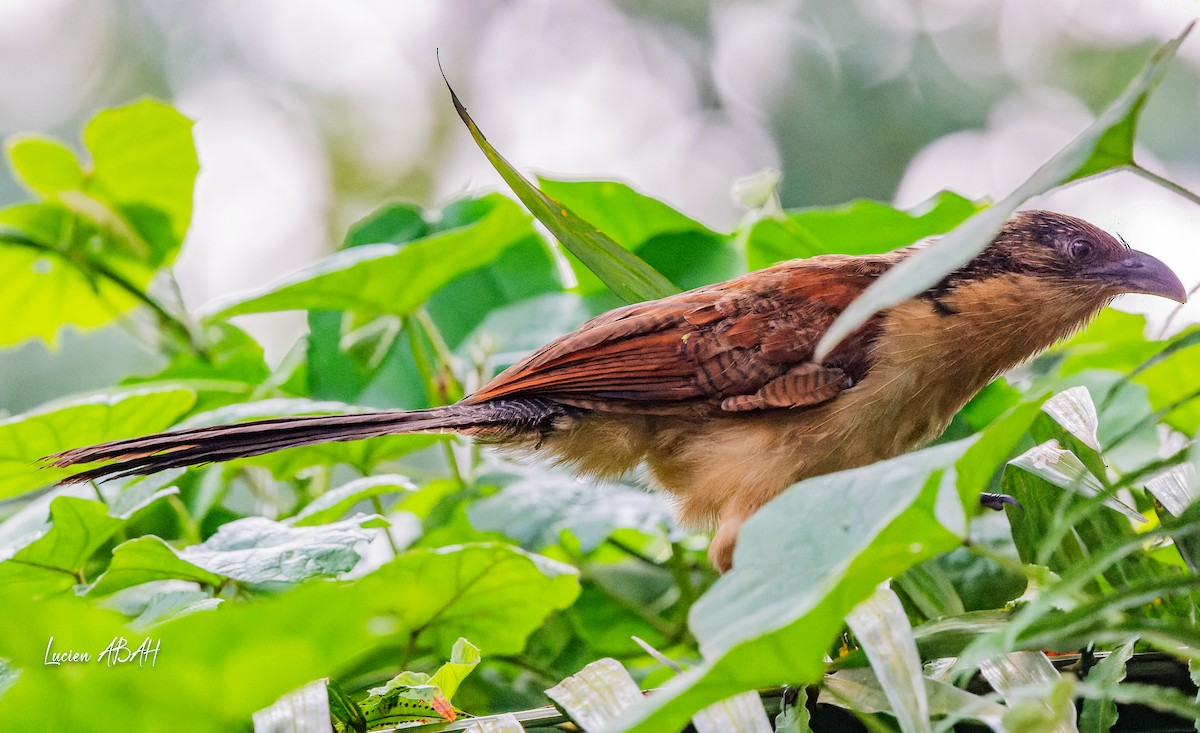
46, 397, 570, 484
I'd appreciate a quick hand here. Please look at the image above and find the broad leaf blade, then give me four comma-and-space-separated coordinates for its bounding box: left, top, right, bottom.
611, 441, 968, 733
744, 192, 980, 270
211, 197, 533, 319
0, 543, 578, 731
83, 97, 199, 265
0, 385, 196, 499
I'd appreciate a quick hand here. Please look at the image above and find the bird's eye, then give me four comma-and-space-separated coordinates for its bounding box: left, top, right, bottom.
1069, 239, 1094, 262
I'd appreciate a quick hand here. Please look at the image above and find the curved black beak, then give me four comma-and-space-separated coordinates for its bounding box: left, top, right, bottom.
1085, 249, 1188, 304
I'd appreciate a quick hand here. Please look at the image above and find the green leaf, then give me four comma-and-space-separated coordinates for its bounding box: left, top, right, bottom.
537, 179, 739, 293
307, 196, 562, 407
429, 637, 481, 701
611, 441, 968, 733
442, 76, 678, 303
1078, 639, 1136, 733
88, 515, 377, 596
82, 98, 198, 265
894, 561, 965, 620
291, 474, 415, 527
774, 688, 813, 733
815, 25, 1192, 360
5, 135, 85, 196
744, 191, 980, 270
1057, 310, 1161, 377
0, 544, 577, 732
1009, 441, 1142, 523
84, 536, 225, 596
0, 203, 152, 348
0, 385, 196, 500
358, 638, 480, 726
327, 679, 367, 733
538, 178, 720, 250
366, 543, 580, 656
1133, 337, 1200, 435
211, 195, 533, 319
345, 202, 429, 247
0, 489, 175, 597
126, 588, 222, 630
468, 469, 673, 552
953, 393, 1049, 509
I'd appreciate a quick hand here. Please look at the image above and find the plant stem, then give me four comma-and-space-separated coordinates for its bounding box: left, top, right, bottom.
1128, 163, 1200, 208
403, 314, 467, 488
371, 495, 402, 557
0, 230, 210, 359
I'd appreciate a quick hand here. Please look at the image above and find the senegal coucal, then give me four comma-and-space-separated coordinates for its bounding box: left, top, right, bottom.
48, 210, 1187, 571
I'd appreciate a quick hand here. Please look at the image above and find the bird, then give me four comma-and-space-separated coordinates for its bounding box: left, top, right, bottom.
46, 210, 1187, 572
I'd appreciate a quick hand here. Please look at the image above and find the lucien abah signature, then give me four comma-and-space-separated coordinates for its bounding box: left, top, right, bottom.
44, 636, 160, 668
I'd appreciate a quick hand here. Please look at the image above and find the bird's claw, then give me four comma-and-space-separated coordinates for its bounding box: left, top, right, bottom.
979, 492, 1021, 511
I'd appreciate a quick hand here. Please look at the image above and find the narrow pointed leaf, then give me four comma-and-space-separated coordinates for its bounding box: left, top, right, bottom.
1078, 640, 1136, 733
845, 585, 932, 733
443, 74, 677, 303
815, 24, 1192, 359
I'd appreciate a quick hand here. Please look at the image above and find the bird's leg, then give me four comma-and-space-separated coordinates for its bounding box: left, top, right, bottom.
979, 492, 1021, 511
708, 508, 750, 573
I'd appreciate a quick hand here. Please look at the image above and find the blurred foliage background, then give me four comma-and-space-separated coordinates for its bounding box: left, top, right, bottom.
1, 0, 1199, 413
2, 3, 1200, 732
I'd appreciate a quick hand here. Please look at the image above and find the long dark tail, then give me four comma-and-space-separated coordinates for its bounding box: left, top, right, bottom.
46, 397, 572, 484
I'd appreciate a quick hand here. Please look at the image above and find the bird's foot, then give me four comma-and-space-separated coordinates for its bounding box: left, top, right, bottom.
979, 492, 1021, 511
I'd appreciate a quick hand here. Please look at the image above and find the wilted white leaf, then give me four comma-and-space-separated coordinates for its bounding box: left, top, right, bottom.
1042, 386, 1101, 453
1011, 441, 1143, 523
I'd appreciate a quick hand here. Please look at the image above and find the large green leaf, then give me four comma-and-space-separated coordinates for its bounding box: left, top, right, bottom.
290, 474, 415, 527
87, 515, 379, 596
611, 441, 969, 732
307, 195, 561, 408
815, 25, 1192, 359
5, 135, 85, 196
82, 98, 199, 264
744, 191, 980, 270
443, 76, 677, 303
0, 486, 176, 598
0, 543, 578, 732
211, 196, 534, 319
537, 178, 720, 251
0, 385, 196, 500
4, 98, 197, 267
468, 469, 674, 552
0, 203, 152, 348
537, 179, 739, 294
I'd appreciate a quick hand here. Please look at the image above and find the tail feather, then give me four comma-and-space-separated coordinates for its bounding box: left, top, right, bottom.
46, 397, 572, 484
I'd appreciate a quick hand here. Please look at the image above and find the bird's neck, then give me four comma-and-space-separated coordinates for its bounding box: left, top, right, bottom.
841, 274, 1106, 459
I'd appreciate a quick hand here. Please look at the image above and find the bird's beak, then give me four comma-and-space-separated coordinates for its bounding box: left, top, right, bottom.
1085, 249, 1188, 304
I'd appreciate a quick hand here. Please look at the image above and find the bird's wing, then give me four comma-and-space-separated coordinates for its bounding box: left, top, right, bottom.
466, 256, 891, 412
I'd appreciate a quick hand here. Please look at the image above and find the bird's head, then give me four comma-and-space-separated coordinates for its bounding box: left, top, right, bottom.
966, 210, 1187, 305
